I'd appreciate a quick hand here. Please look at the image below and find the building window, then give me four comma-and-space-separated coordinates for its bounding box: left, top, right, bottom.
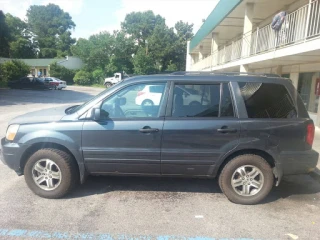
44, 69, 47, 76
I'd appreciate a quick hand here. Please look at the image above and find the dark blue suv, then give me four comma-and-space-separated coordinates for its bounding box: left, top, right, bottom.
1, 72, 318, 204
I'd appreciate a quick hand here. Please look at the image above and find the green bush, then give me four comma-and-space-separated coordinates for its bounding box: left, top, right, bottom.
92, 69, 105, 84
73, 70, 92, 85
0, 64, 4, 82
0, 60, 30, 82
50, 62, 76, 84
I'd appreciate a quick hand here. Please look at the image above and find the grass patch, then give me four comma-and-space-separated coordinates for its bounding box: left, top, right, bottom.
91, 84, 106, 88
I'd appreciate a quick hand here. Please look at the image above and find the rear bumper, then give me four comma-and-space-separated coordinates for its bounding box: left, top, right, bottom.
280, 149, 319, 175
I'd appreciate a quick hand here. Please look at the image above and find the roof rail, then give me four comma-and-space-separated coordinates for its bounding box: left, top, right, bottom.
171, 71, 281, 78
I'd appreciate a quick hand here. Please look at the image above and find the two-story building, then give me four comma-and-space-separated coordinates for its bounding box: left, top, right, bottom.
186, 0, 320, 125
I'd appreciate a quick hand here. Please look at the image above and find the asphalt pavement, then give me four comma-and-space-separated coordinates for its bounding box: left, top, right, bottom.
0, 86, 320, 240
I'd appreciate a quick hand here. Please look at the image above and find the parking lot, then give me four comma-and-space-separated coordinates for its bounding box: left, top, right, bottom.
0, 86, 320, 240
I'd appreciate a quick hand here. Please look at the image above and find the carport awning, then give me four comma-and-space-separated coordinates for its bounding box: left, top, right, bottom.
189, 0, 242, 52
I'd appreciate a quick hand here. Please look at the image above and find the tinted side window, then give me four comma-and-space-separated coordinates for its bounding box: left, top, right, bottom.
101, 83, 166, 119
172, 83, 234, 118
238, 82, 297, 118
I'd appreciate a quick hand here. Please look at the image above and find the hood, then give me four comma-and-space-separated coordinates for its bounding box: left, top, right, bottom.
105, 77, 114, 81
9, 105, 71, 125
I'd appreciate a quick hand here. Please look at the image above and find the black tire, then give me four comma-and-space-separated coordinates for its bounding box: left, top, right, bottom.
141, 99, 154, 106
24, 148, 79, 199
219, 154, 274, 205
105, 82, 112, 88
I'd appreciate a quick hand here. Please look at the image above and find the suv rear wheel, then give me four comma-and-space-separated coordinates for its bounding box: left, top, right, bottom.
219, 154, 274, 205
24, 148, 79, 199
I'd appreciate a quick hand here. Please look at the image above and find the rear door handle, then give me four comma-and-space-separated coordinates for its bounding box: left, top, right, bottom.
139, 127, 159, 133
217, 128, 237, 133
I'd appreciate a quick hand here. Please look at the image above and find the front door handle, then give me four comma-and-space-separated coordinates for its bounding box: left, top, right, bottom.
139, 127, 159, 133
217, 127, 237, 133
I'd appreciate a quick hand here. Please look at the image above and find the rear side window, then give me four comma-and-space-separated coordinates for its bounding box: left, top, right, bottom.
171, 83, 234, 118
238, 82, 297, 118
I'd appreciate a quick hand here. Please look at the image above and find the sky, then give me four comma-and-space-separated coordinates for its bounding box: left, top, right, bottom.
0, 0, 219, 39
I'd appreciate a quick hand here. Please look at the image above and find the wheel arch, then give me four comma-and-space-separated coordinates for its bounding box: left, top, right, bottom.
20, 142, 86, 183
216, 149, 276, 178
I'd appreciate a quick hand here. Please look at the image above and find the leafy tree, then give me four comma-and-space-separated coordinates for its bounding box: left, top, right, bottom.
92, 68, 105, 84
0, 60, 30, 82
133, 47, 157, 75
70, 38, 91, 61
121, 11, 192, 73
0, 11, 10, 57
71, 32, 113, 71
166, 62, 178, 71
70, 11, 194, 80
121, 11, 165, 46
72, 31, 135, 76
27, 4, 76, 58
173, 21, 194, 70
0, 64, 4, 83
147, 25, 178, 72
73, 70, 92, 85
5, 13, 37, 58
49, 62, 75, 84
175, 21, 194, 43
105, 31, 135, 75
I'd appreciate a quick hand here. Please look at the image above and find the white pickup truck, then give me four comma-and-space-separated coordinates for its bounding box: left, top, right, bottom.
104, 72, 129, 87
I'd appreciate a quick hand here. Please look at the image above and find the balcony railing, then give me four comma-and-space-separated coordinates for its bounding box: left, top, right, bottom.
191, 0, 320, 71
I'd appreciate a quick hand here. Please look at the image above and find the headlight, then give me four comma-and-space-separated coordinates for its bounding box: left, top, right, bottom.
6, 124, 20, 141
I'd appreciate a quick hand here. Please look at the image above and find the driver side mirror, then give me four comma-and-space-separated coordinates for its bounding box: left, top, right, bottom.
90, 108, 101, 121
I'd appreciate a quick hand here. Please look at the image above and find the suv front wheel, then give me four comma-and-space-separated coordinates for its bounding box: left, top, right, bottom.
24, 148, 79, 199
219, 154, 274, 205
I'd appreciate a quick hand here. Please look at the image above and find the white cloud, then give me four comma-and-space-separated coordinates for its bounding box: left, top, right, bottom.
116, 0, 219, 33
0, 0, 34, 20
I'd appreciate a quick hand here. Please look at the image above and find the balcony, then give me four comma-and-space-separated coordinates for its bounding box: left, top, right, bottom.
191, 1, 320, 71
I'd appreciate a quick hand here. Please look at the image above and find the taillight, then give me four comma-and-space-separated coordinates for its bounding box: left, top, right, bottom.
137, 91, 145, 97
306, 123, 315, 146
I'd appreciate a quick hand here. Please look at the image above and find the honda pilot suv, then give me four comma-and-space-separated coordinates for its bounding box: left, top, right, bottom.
1, 72, 318, 204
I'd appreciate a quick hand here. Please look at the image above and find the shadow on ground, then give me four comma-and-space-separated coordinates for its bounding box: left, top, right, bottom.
66, 174, 320, 204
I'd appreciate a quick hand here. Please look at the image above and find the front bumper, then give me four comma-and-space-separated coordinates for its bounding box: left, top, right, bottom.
280, 149, 319, 175
1, 138, 25, 175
